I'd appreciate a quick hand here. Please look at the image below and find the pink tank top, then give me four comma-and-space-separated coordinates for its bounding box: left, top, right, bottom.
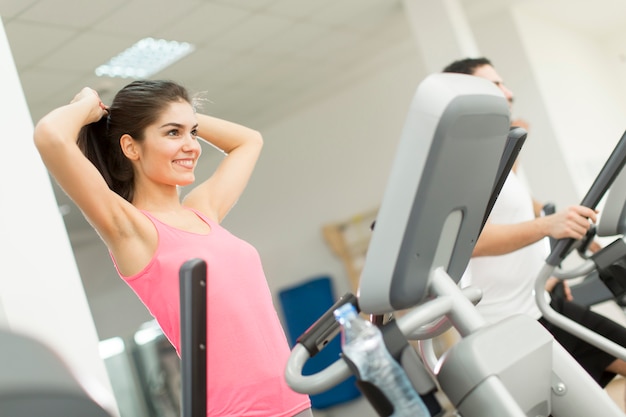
112, 208, 310, 416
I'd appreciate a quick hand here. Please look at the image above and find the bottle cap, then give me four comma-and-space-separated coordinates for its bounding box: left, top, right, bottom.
334, 303, 357, 323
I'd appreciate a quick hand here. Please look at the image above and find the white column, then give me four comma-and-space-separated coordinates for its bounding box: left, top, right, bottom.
466, 5, 579, 207
402, 0, 579, 207
0, 17, 118, 416
402, 0, 480, 73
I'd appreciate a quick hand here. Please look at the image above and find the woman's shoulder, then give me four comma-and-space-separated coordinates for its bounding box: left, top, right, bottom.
180, 197, 220, 224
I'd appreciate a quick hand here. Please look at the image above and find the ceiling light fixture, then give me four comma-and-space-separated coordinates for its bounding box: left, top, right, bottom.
95, 37, 195, 79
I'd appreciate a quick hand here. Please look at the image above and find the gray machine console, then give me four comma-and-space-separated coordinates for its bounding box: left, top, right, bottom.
357, 73, 511, 314
286, 72, 626, 417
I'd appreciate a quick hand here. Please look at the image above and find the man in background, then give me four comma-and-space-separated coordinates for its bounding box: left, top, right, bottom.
444, 57, 626, 390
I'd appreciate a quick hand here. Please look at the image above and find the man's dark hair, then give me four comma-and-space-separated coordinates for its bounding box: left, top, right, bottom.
442, 57, 492, 75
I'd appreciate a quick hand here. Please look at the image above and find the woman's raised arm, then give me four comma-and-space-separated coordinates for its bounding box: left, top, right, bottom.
183, 114, 263, 223
33, 88, 132, 243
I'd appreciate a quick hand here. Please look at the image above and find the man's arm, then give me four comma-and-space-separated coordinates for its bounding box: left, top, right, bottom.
473, 205, 598, 257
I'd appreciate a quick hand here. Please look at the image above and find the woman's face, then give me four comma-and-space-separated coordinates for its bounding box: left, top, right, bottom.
136, 100, 201, 187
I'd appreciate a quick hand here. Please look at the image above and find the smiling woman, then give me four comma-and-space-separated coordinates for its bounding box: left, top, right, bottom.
33, 80, 312, 417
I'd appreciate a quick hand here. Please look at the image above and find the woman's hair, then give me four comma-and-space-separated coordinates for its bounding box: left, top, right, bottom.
77, 80, 191, 202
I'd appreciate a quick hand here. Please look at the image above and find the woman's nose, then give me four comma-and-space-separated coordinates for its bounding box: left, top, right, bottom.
183, 134, 201, 152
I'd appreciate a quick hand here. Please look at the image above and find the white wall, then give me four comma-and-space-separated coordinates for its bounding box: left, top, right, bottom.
0, 18, 118, 416
224, 39, 424, 296
464, 6, 578, 211
513, 8, 626, 198
464, 2, 626, 212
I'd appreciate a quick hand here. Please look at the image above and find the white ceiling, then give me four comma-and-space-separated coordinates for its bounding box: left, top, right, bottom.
1, 0, 406, 126
5, 0, 626, 148
1, 0, 410, 244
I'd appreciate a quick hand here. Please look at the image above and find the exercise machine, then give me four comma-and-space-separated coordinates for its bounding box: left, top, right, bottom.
0, 328, 114, 416
539, 137, 626, 351
558, 161, 626, 307
179, 258, 207, 417
285, 72, 626, 416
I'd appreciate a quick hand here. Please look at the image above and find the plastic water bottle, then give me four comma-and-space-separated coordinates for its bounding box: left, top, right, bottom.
334, 303, 430, 417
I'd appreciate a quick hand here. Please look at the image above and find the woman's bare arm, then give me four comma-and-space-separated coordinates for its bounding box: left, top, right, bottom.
183, 114, 263, 223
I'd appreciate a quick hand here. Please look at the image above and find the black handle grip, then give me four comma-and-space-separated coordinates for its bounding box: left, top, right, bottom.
547, 130, 626, 265
179, 258, 207, 417
295, 292, 359, 357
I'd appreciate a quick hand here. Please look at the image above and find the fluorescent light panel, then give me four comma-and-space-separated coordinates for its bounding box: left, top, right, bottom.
95, 37, 195, 79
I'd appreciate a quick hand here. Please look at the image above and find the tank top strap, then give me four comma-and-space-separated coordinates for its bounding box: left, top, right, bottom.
182, 206, 217, 227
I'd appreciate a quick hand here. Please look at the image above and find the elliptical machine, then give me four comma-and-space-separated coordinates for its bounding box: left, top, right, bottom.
285, 72, 626, 417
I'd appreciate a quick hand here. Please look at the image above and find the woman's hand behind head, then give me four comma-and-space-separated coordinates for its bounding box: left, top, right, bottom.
70, 87, 109, 125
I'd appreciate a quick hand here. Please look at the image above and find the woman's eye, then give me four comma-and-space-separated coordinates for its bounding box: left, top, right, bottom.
167, 129, 180, 136
191, 129, 198, 138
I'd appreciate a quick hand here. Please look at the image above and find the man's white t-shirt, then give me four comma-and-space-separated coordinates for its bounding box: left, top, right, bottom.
465, 171, 551, 324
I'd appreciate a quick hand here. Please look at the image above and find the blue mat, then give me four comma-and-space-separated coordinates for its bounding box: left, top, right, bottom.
279, 276, 361, 409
